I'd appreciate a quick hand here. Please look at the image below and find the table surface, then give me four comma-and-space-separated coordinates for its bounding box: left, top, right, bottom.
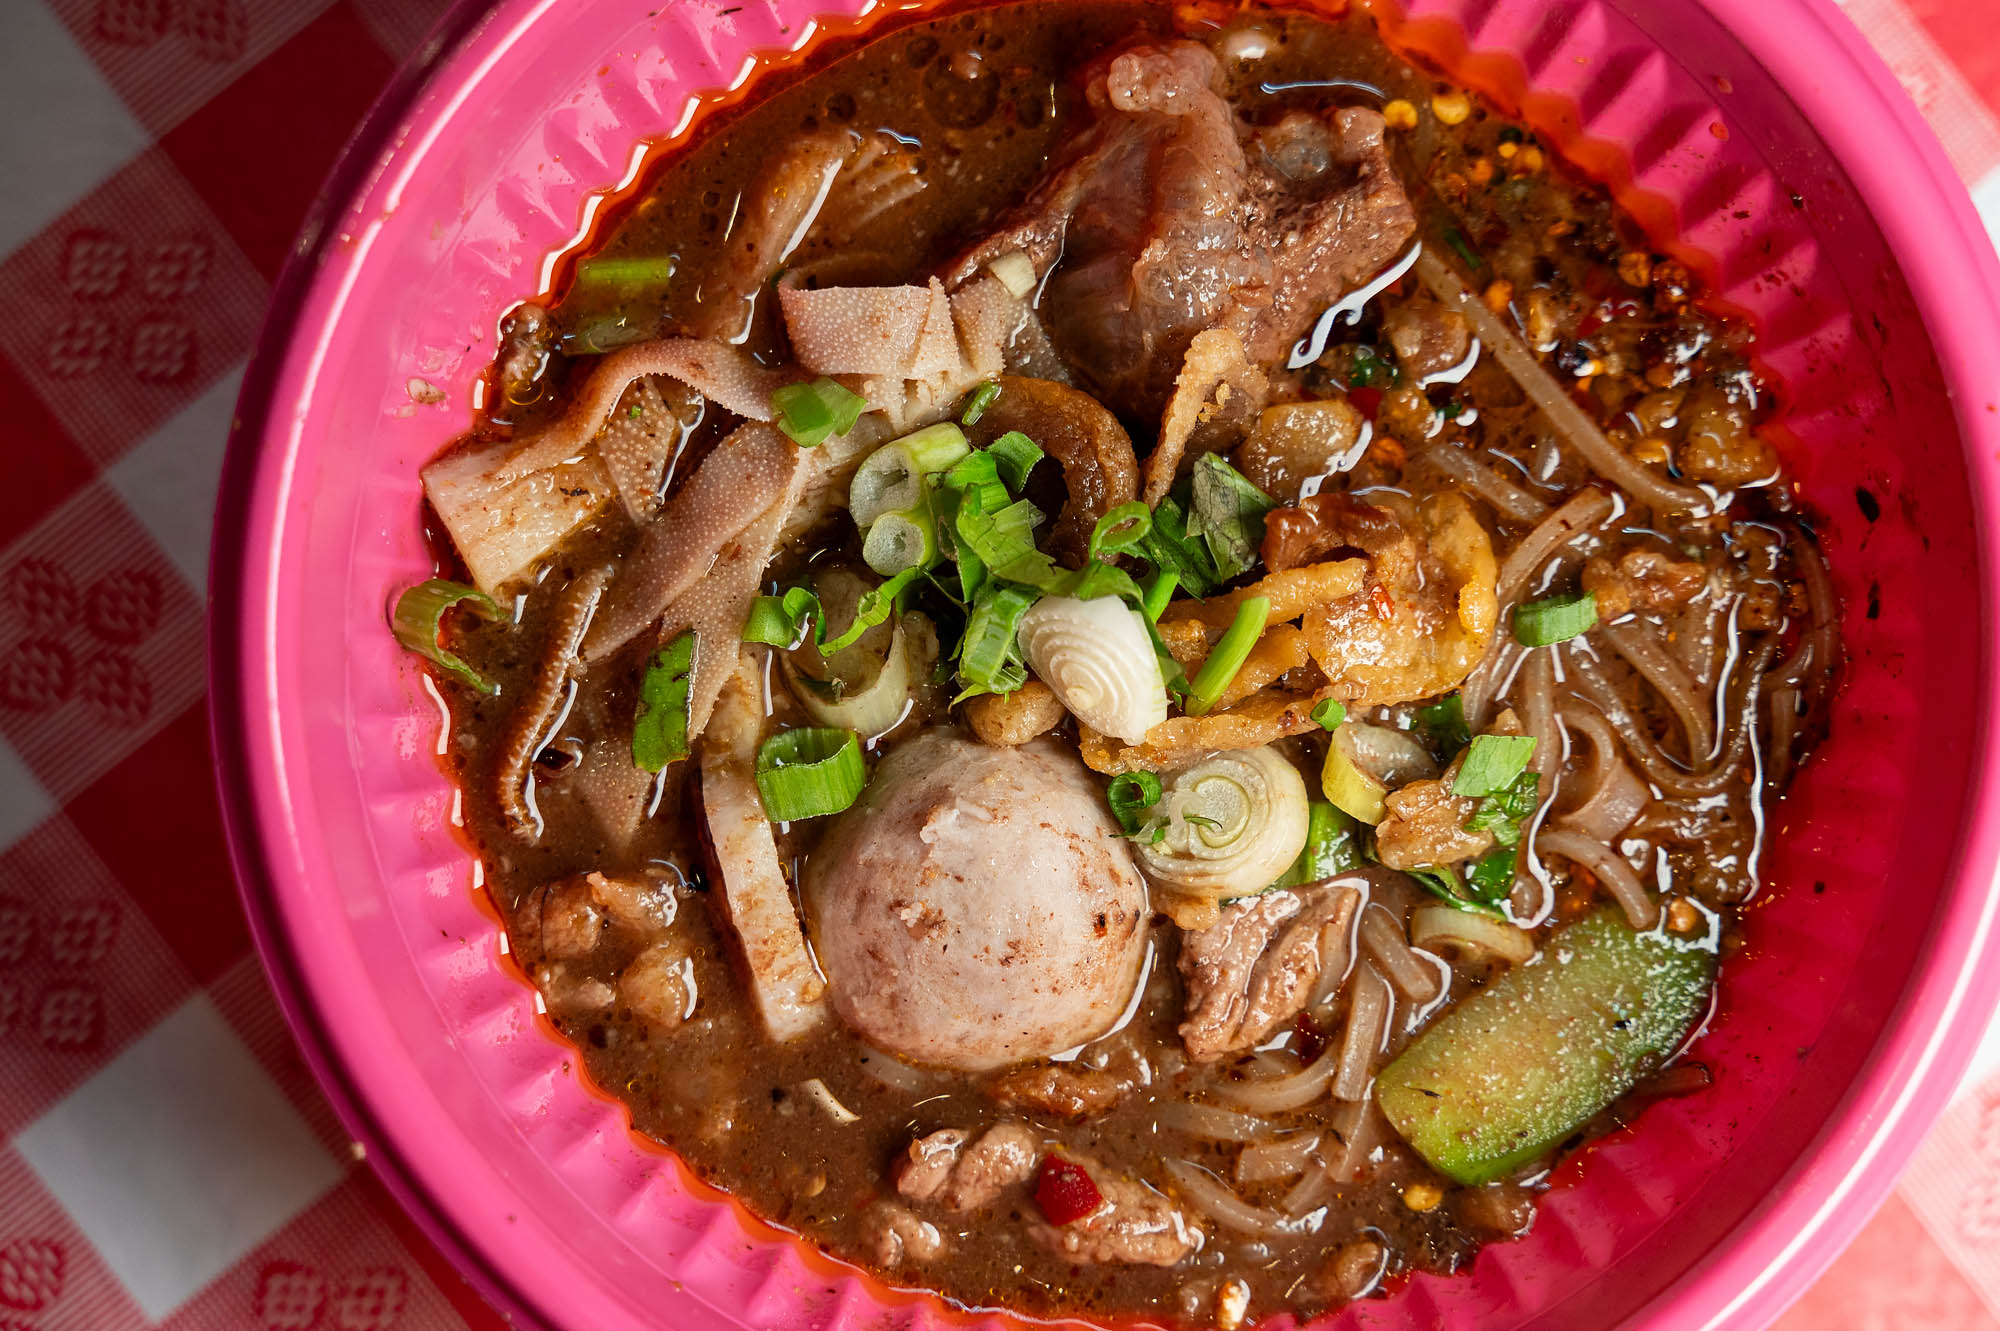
0, 0, 1997, 1328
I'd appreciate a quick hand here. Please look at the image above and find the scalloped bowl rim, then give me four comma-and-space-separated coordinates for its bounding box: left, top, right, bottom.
209, 1, 2000, 1329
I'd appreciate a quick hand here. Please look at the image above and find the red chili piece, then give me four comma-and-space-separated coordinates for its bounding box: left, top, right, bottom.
1347, 386, 1383, 419
1034, 1155, 1103, 1225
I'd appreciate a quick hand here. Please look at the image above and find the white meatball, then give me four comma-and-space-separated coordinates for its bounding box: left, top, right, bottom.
804, 732, 1150, 1071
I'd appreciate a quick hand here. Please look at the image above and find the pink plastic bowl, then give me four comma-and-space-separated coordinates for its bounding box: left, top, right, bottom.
210, 0, 2000, 1327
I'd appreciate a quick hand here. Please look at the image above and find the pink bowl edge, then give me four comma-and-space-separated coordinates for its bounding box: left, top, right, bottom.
205, 1, 2000, 1329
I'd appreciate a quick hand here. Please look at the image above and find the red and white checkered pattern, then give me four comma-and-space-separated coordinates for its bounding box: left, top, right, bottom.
0, 0, 1996, 1327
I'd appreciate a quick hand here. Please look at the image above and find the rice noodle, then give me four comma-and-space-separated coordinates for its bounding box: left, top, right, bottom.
1767, 685, 1802, 790
1211, 1041, 1343, 1114
1358, 904, 1441, 1003
1156, 1101, 1285, 1142
1517, 648, 1561, 794
1599, 619, 1715, 761
1554, 702, 1653, 841
1673, 587, 1731, 691
1164, 1160, 1315, 1236
1410, 442, 1550, 525
1536, 827, 1659, 929
1236, 1133, 1323, 1184
1462, 487, 1613, 725
1567, 639, 1777, 800
1333, 962, 1393, 1101
1496, 487, 1616, 608
1415, 251, 1707, 514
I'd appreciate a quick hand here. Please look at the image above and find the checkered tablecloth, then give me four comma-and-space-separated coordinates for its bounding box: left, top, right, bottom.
0, 1, 1996, 1328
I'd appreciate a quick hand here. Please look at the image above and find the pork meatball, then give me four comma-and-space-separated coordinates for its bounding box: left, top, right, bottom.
804, 732, 1149, 1070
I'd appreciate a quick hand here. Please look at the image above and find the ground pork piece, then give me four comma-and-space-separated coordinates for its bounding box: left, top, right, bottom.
532, 963, 613, 1016
1178, 884, 1362, 1062
1373, 778, 1495, 870
1582, 549, 1709, 620
964, 678, 1067, 746
1234, 398, 1366, 502
525, 877, 605, 961
1029, 1165, 1202, 1266
988, 1062, 1133, 1119
896, 1123, 1042, 1211
867, 1203, 945, 1267
1382, 294, 1473, 383
617, 939, 695, 1029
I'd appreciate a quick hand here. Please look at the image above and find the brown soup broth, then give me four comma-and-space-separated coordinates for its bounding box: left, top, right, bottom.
418, 2, 1832, 1324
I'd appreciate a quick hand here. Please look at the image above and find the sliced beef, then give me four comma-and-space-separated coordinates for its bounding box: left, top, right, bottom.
943, 42, 1414, 424
1029, 1164, 1202, 1266
867, 1203, 945, 1267
1178, 884, 1363, 1062
895, 1123, 1042, 1211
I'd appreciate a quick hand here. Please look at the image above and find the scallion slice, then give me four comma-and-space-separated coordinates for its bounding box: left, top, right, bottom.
772, 377, 867, 448
1140, 569, 1178, 623
1089, 502, 1153, 561
850, 425, 968, 527
957, 585, 1037, 694
1512, 591, 1597, 646
1311, 697, 1347, 731
822, 567, 920, 653
743, 587, 820, 648
988, 430, 1044, 490
1452, 734, 1538, 798
1106, 770, 1164, 835
755, 727, 867, 821
391, 579, 503, 694
575, 254, 678, 287
633, 631, 697, 771
960, 381, 1002, 426
1184, 596, 1270, 715
862, 505, 937, 577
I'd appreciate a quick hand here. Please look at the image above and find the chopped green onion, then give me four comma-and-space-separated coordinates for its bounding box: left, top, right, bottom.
1185, 596, 1270, 715
1140, 569, 1178, 623
772, 377, 867, 448
1415, 693, 1471, 752
988, 431, 1044, 491
930, 485, 989, 603
960, 381, 1002, 426
1274, 801, 1361, 887
1184, 454, 1275, 582
575, 254, 678, 287
1512, 591, 1598, 646
1106, 771, 1163, 835
1348, 345, 1384, 387
941, 449, 1010, 513
957, 585, 1037, 694
850, 424, 969, 527
1453, 734, 1538, 798
754, 727, 867, 821
743, 587, 820, 647
1089, 502, 1153, 561
633, 631, 697, 771
391, 579, 503, 694
1310, 697, 1347, 731
953, 495, 1055, 588
822, 567, 920, 654
862, 505, 937, 577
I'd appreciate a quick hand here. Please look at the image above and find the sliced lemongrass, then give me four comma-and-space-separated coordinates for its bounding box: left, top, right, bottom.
1017, 595, 1167, 744
1136, 745, 1310, 902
